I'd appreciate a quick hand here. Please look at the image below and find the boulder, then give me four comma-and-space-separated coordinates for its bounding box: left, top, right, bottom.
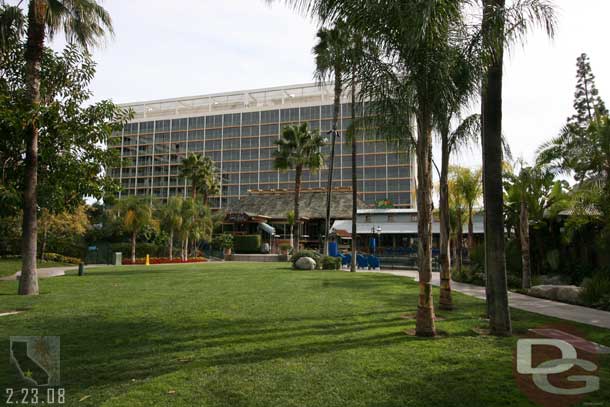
528, 285, 584, 305
295, 257, 316, 270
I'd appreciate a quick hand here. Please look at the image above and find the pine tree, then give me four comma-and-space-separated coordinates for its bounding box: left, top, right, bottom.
569, 53, 608, 129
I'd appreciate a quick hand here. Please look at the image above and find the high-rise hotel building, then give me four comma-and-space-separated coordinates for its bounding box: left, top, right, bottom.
109, 83, 416, 208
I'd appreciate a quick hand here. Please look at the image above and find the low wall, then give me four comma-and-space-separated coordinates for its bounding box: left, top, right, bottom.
228, 254, 285, 262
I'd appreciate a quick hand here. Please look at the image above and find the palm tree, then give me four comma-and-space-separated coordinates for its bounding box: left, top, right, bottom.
273, 123, 325, 250
116, 197, 158, 264
480, 0, 555, 335
448, 172, 466, 276
455, 167, 482, 253
313, 19, 351, 255
158, 197, 183, 260
13, 0, 113, 295
180, 153, 220, 203
437, 115, 480, 310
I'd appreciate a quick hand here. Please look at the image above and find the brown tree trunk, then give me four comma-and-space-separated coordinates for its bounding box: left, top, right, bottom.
520, 199, 531, 289
19, 0, 48, 296
481, 0, 512, 336
324, 73, 342, 256
439, 130, 453, 310
294, 165, 302, 250
350, 83, 358, 273
169, 229, 174, 260
185, 236, 189, 261
40, 225, 48, 261
131, 231, 137, 264
456, 210, 463, 276
415, 110, 436, 337
468, 205, 474, 252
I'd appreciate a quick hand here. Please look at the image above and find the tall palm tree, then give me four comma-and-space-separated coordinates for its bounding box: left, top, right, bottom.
273, 123, 325, 250
437, 114, 480, 310
158, 196, 183, 260
116, 196, 158, 264
14, 0, 113, 295
480, 0, 555, 335
313, 19, 350, 255
180, 153, 220, 203
448, 172, 465, 276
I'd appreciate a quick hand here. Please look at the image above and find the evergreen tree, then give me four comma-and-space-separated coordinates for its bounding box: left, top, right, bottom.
570, 53, 608, 128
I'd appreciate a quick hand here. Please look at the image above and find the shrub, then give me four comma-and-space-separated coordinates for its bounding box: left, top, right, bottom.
110, 242, 166, 258
580, 270, 610, 310
279, 243, 293, 252
320, 255, 341, 270
44, 252, 82, 264
233, 235, 261, 254
290, 250, 322, 269
212, 234, 234, 250
452, 265, 486, 286
122, 257, 207, 265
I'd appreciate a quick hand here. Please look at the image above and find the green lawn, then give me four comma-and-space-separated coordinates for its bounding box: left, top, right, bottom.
0, 258, 74, 278
0, 263, 608, 406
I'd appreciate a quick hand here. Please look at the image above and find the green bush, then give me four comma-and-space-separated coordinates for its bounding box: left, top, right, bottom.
320, 255, 341, 270
44, 252, 81, 264
212, 234, 234, 250
452, 265, 486, 286
233, 235, 261, 254
110, 242, 166, 258
580, 270, 610, 310
290, 250, 322, 269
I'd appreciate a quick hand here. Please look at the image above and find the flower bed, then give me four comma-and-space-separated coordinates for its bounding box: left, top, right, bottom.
122, 257, 208, 265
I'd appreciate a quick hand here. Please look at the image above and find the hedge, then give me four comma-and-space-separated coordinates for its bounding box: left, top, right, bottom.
233, 235, 261, 254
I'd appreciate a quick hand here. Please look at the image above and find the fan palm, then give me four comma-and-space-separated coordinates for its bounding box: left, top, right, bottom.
273, 123, 325, 250
313, 19, 350, 256
9, 0, 113, 295
180, 153, 220, 203
115, 196, 158, 264
158, 197, 183, 260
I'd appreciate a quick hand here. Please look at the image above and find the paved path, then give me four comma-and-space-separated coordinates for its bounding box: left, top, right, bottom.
370, 269, 610, 330
0, 265, 112, 281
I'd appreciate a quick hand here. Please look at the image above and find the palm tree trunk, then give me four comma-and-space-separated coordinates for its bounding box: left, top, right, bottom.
415, 111, 436, 337
468, 205, 474, 251
439, 131, 452, 310
169, 229, 174, 260
324, 74, 342, 256
131, 231, 136, 264
350, 82, 358, 273
520, 199, 531, 289
481, 0, 512, 336
294, 164, 302, 250
191, 180, 197, 200
185, 236, 189, 261
456, 212, 463, 276
19, 0, 48, 296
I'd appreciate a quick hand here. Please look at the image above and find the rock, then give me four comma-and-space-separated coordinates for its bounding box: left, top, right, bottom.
295, 257, 316, 270
539, 275, 567, 285
528, 285, 584, 305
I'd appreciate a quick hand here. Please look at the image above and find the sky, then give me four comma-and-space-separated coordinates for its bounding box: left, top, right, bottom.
77, 0, 610, 169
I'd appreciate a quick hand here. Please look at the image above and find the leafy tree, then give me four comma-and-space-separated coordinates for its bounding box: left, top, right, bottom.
157, 197, 183, 260
454, 167, 482, 252
0, 1, 114, 295
38, 205, 90, 260
273, 123, 325, 250
180, 153, 220, 203
115, 197, 158, 263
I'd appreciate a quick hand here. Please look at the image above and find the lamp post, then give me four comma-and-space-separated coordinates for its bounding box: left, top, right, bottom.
371, 225, 382, 256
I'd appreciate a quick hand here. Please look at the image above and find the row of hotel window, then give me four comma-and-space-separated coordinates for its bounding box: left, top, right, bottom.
121, 103, 371, 135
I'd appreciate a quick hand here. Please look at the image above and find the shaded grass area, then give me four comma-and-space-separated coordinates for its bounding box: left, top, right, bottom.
0, 262, 608, 406
0, 258, 73, 278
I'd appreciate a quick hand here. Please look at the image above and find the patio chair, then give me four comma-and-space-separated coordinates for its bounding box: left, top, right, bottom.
341, 253, 351, 268
356, 254, 368, 269
367, 255, 381, 270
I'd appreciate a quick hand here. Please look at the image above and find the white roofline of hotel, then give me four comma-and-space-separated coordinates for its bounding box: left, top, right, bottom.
119, 82, 356, 121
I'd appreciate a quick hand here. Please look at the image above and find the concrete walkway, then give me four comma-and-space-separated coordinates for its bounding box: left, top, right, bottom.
0, 265, 101, 281
371, 269, 610, 330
